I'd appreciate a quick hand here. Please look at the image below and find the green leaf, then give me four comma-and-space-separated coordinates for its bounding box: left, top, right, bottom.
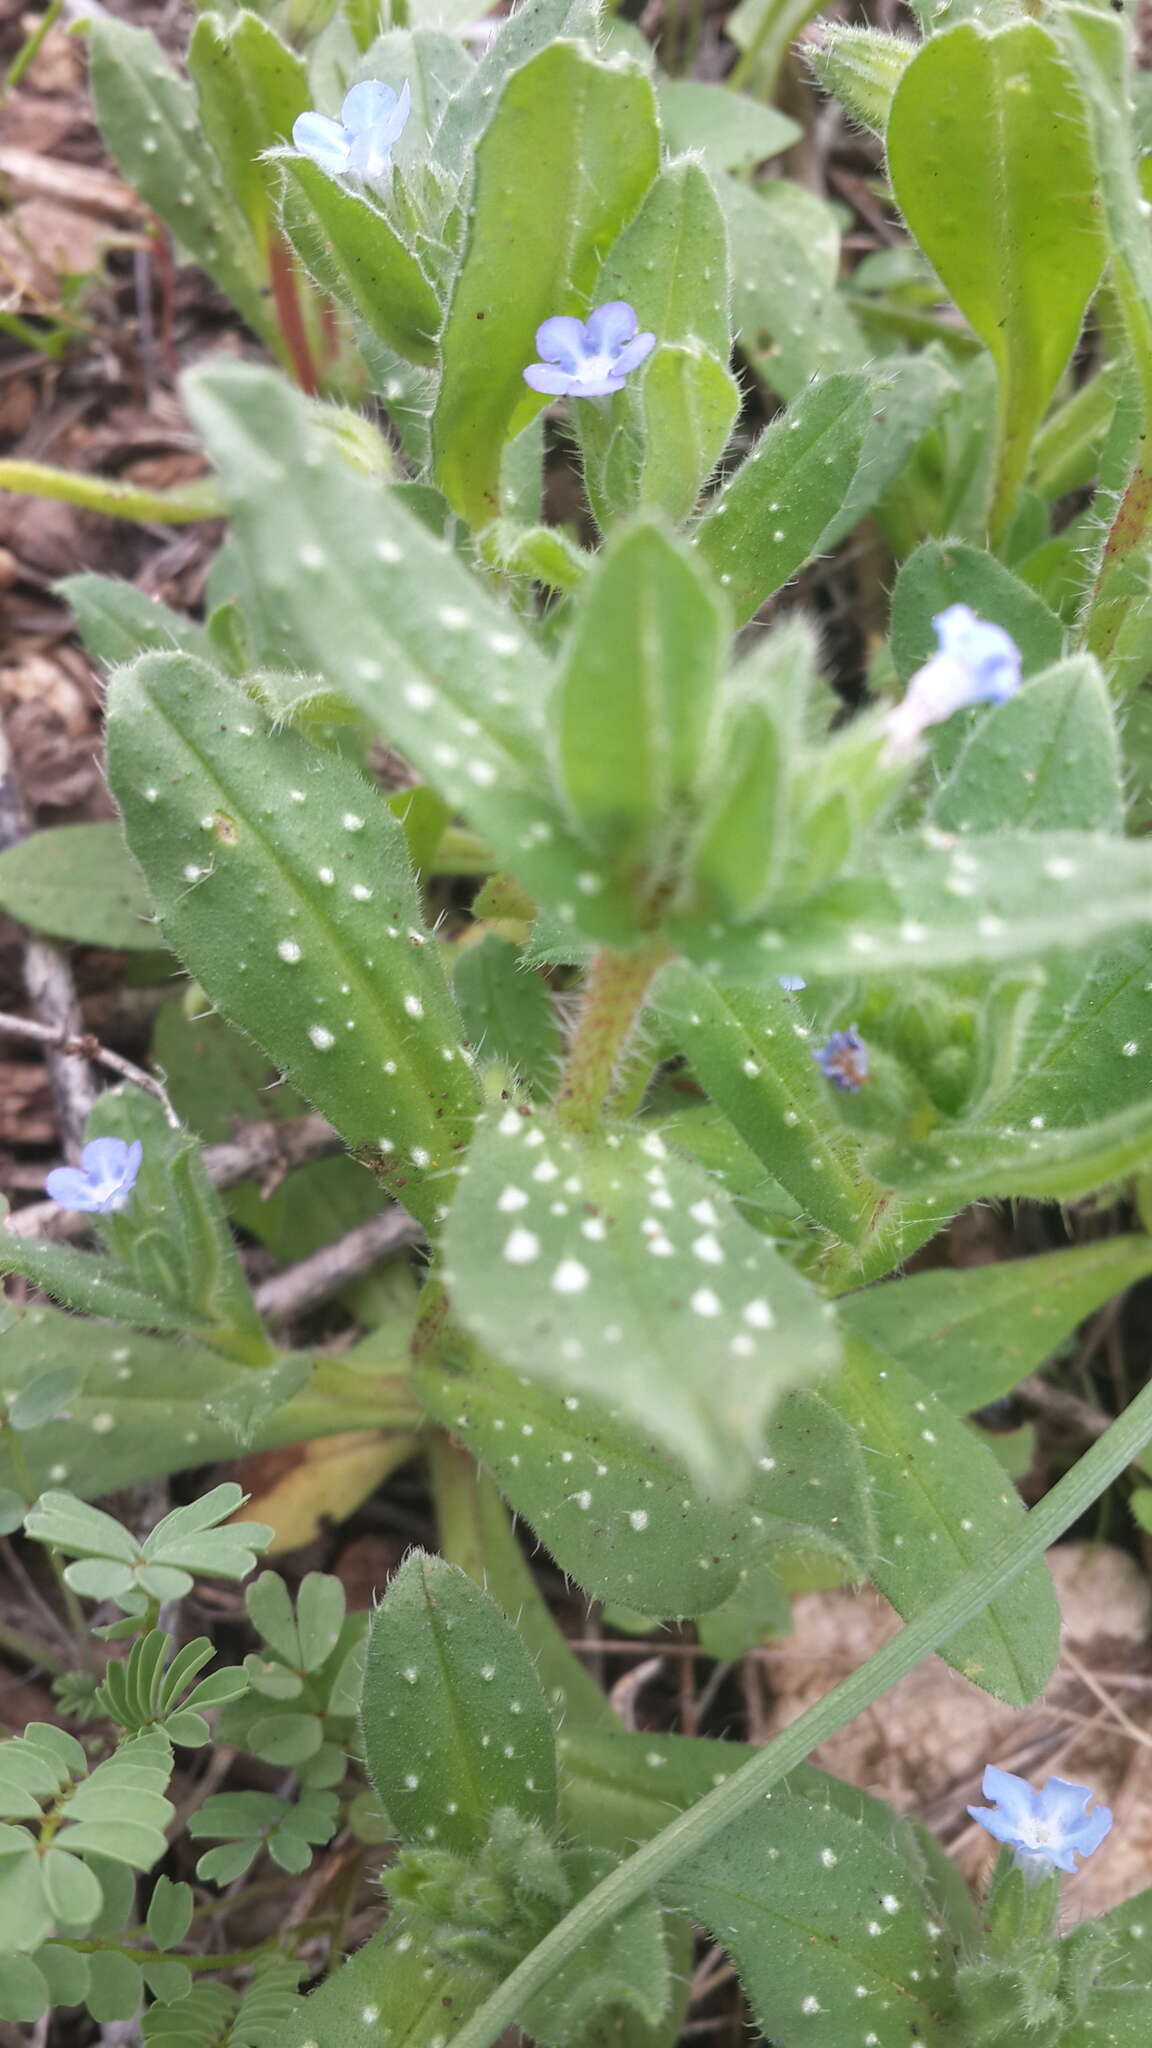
85, 1948, 144, 2023
361, 1551, 558, 1852
0, 1954, 49, 2021
687, 830, 1152, 982
143, 1984, 236, 2047
147, 1876, 194, 1952
826, 1334, 1060, 1705
720, 178, 867, 403
432, 40, 660, 525
423, 1332, 872, 1616
106, 653, 476, 1231
85, 1088, 273, 1366
553, 520, 726, 879
86, 17, 270, 344
452, 936, 562, 1096
0, 824, 155, 951
246, 1572, 303, 1666
281, 1929, 487, 2048
0, 1304, 419, 1503
178, 360, 587, 929
0, 1232, 212, 1338
664, 1793, 961, 2048
442, 1106, 841, 1496
278, 158, 441, 367
577, 161, 738, 527
8, 1366, 84, 1432
248, 1713, 324, 1766
187, 11, 308, 245
931, 657, 1121, 835
32, 1943, 89, 2009
0, 1839, 52, 1954
887, 21, 1105, 537
295, 1573, 345, 1671
692, 372, 871, 625
806, 23, 917, 136
61, 574, 218, 671
657, 79, 799, 170
889, 539, 1065, 685
655, 964, 884, 1249
433, 0, 600, 160
838, 1236, 1152, 1413
39, 1847, 102, 1928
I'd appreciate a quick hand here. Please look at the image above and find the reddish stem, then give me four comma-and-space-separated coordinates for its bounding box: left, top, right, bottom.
268, 234, 320, 395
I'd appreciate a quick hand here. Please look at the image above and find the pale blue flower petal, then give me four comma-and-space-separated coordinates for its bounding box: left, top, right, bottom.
583, 299, 638, 355
292, 111, 350, 174
341, 79, 399, 134
968, 1765, 1112, 1877
933, 602, 1021, 704
523, 301, 653, 400
535, 316, 587, 372
778, 975, 807, 992
523, 363, 579, 395
44, 1165, 100, 1210
611, 330, 656, 375
373, 78, 412, 154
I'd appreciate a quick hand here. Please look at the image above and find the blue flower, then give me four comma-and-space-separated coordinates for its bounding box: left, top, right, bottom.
968, 1766, 1113, 1878
292, 80, 411, 185
813, 1026, 869, 1092
523, 302, 656, 398
45, 1138, 143, 1215
778, 975, 806, 993
883, 603, 1022, 758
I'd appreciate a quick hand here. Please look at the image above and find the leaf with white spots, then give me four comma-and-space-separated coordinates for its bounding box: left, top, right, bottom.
178, 360, 608, 928
420, 1343, 874, 1616
838, 1236, 1152, 1413
691, 371, 872, 625
0, 1305, 420, 1504
675, 831, 1152, 982
557, 1727, 980, 1952
664, 1793, 964, 2048
552, 520, 728, 901
106, 654, 476, 1231
655, 963, 891, 1250
281, 1928, 488, 2048
931, 656, 1121, 837
825, 1334, 1060, 1706
441, 1106, 841, 1495
360, 1552, 557, 1855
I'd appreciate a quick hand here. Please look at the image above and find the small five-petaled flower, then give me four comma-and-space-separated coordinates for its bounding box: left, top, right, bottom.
968, 1766, 1113, 1878
814, 1026, 869, 1092
523, 302, 656, 398
883, 603, 1022, 759
45, 1137, 143, 1215
292, 80, 412, 185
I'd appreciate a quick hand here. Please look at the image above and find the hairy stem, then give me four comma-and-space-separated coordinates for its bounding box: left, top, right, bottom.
554, 943, 670, 1137
446, 1369, 1152, 2048
0, 460, 221, 524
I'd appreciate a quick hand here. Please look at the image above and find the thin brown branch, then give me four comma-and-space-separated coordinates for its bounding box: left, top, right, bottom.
0, 1008, 179, 1128
252, 1208, 422, 1323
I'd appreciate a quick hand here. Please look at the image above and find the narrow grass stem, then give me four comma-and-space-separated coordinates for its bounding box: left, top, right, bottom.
446, 1371, 1152, 2048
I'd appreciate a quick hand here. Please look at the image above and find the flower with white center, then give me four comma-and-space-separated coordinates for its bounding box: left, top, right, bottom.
883, 603, 1022, 759
523, 301, 656, 398
968, 1765, 1112, 1878
292, 80, 412, 186
813, 1025, 869, 1093
45, 1137, 143, 1215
